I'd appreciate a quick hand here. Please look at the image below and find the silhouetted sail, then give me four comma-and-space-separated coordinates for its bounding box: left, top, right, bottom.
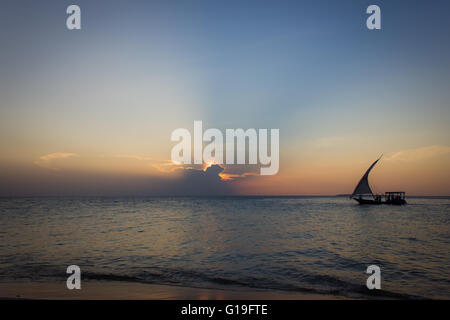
352, 157, 381, 196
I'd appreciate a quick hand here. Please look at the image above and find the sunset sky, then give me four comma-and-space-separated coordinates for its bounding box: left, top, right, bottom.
0, 0, 449, 196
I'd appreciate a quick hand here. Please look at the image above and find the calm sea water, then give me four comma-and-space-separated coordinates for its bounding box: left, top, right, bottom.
0, 196, 449, 299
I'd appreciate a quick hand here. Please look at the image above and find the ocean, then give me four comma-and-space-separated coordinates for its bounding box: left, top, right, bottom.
0, 196, 449, 299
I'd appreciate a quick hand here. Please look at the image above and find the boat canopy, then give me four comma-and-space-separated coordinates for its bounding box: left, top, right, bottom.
352, 156, 382, 196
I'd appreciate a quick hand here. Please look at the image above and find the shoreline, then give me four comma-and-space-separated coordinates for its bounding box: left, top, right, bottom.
0, 280, 346, 300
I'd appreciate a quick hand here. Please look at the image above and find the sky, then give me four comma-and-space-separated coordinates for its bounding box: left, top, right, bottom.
0, 0, 449, 196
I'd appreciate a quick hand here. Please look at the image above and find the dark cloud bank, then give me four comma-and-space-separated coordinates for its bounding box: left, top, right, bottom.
0, 164, 239, 197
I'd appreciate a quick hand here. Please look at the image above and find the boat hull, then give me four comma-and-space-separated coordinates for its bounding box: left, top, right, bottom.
353, 198, 407, 205
353, 198, 381, 205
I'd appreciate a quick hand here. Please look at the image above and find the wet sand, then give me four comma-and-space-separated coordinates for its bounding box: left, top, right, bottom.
0, 280, 343, 300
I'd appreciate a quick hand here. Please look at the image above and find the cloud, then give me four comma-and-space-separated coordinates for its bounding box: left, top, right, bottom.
10, 157, 241, 196
201, 161, 258, 181
34, 153, 78, 170
114, 155, 188, 174
152, 160, 185, 173
24, 152, 260, 195
385, 145, 450, 162
114, 154, 153, 161
38, 152, 77, 161
219, 172, 258, 181
171, 164, 235, 195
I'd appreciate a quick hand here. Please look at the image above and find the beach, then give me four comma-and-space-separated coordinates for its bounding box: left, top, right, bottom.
0, 280, 341, 300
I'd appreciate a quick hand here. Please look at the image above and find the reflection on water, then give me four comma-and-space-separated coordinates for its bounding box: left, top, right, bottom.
0, 196, 449, 299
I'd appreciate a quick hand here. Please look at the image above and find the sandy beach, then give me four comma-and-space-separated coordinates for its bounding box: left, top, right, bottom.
0, 280, 343, 300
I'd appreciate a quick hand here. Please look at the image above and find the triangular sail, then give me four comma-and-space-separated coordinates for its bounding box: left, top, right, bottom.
352, 157, 381, 196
